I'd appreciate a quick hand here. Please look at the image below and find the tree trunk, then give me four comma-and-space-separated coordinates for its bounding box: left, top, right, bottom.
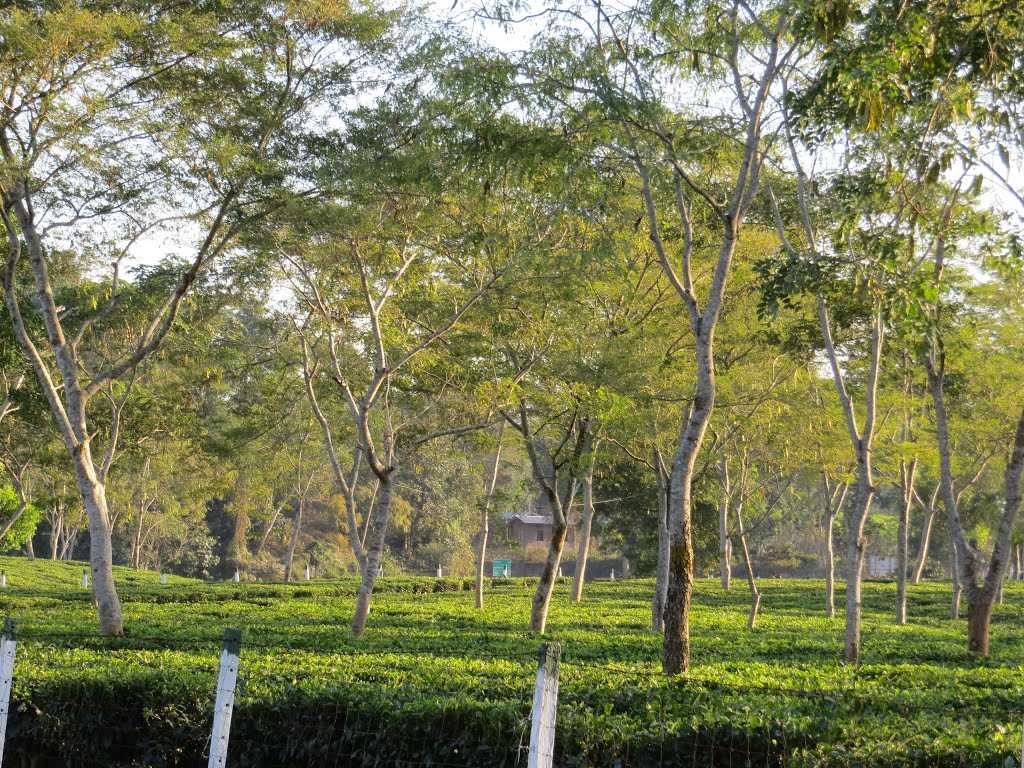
844, 473, 874, 664
49, 513, 61, 560
929, 352, 1024, 653
77, 467, 123, 635
735, 502, 760, 628
652, 453, 670, 633
131, 501, 146, 570
967, 597, 994, 655
824, 509, 836, 618
910, 487, 939, 584
572, 467, 596, 603
951, 548, 962, 619
896, 458, 917, 625
476, 424, 504, 609
352, 472, 395, 637
255, 504, 284, 557
821, 477, 846, 619
718, 458, 731, 591
664, 331, 717, 675
284, 498, 303, 582
532, 515, 569, 632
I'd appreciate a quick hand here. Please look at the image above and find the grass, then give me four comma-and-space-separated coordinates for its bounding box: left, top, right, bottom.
0, 555, 1022, 767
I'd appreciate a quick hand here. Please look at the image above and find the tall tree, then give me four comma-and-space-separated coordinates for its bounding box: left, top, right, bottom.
0, 2, 386, 633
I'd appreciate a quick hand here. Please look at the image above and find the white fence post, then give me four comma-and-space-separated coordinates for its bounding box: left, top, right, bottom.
527, 642, 560, 768
208, 628, 242, 768
0, 618, 16, 768
81, 569, 89, 589
0, 572, 6, 589
160, 573, 168, 586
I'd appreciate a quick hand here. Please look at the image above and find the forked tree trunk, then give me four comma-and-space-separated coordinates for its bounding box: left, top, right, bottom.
284, 498, 304, 582
929, 351, 1024, 654
821, 477, 847, 619
476, 425, 504, 609
352, 472, 395, 637
896, 458, 917, 625
911, 486, 940, 584
49, 513, 61, 560
572, 466, 596, 603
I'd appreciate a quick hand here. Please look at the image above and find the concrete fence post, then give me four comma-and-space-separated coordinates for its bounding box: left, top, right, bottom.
0, 618, 17, 768
81, 569, 89, 589
527, 642, 560, 768
208, 628, 242, 768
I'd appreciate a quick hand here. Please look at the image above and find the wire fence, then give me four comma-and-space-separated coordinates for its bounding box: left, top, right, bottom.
1, 624, 1021, 768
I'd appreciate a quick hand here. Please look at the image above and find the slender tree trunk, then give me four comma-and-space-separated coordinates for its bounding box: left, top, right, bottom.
951, 547, 962, 618
719, 458, 731, 591
49, 513, 61, 560
24, 536, 33, 559
476, 424, 504, 609
352, 473, 395, 636
911, 487, 939, 584
572, 465, 596, 603
896, 458, 917, 625
284, 498, 303, 582
652, 453, 670, 633
735, 502, 760, 628
255, 504, 284, 557
131, 502, 146, 570
824, 509, 836, 618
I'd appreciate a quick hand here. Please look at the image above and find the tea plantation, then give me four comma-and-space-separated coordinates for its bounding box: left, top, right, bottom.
1, 555, 1022, 767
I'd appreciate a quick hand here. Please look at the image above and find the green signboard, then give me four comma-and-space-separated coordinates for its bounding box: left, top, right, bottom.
492, 559, 512, 578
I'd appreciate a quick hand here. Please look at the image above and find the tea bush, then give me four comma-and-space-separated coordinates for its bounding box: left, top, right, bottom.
0, 556, 1021, 766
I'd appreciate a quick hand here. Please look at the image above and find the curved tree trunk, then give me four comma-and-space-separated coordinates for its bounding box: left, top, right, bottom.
734, 501, 760, 628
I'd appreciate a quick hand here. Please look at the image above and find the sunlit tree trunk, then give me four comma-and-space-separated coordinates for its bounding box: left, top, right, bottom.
719, 458, 732, 591
476, 424, 504, 609
283, 498, 303, 582
896, 457, 917, 625
572, 460, 597, 603
352, 472, 395, 636
652, 450, 671, 632
911, 486, 940, 584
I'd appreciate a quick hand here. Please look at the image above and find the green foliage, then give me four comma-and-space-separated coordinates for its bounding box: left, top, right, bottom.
1, 556, 1023, 766
0, 485, 39, 550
